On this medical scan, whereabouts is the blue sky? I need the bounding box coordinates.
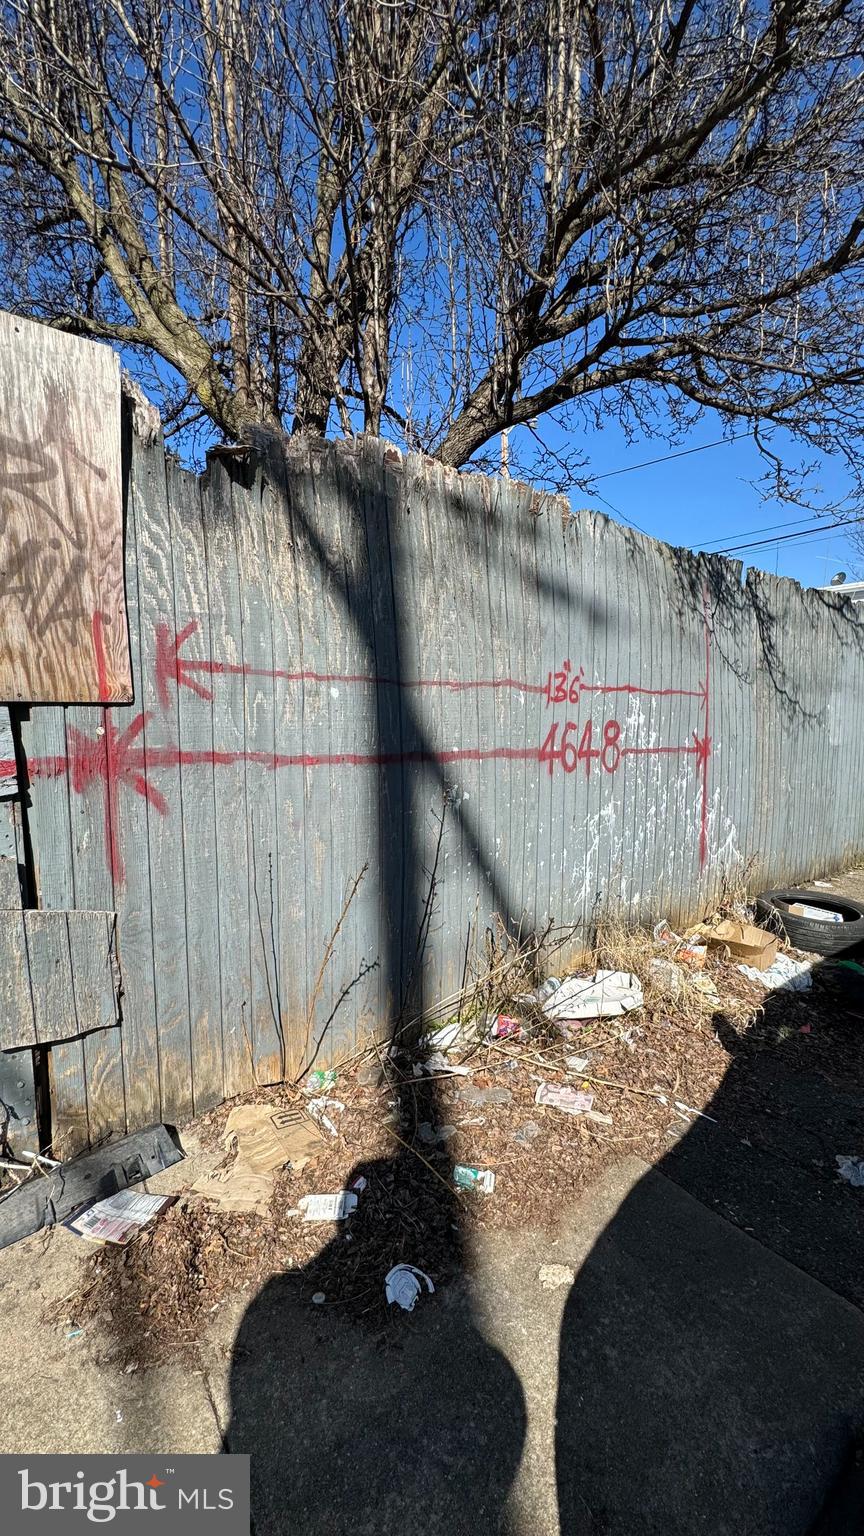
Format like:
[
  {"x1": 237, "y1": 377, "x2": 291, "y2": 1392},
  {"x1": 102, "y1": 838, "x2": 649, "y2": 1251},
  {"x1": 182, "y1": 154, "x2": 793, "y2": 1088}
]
[{"x1": 528, "y1": 415, "x2": 861, "y2": 589}]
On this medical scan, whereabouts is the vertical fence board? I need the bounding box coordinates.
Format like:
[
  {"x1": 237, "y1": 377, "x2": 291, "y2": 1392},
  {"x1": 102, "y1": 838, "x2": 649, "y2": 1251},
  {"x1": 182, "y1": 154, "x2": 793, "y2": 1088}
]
[
  {"x1": 202, "y1": 458, "x2": 254, "y2": 1097},
  {"x1": 135, "y1": 453, "x2": 193, "y2": 1124},
  {"x1": 169, "y1": 459, "x2": 224, "y2": 1113},
  {"x1": 114, "y1": 440, "x2": 160, "y2": 1131}
]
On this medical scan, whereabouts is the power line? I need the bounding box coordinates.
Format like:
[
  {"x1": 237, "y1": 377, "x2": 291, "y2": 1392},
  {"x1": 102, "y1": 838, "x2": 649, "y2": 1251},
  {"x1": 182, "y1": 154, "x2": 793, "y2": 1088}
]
[
  {"x1": 712, "y1": 514, "x2": 864, "y2": 555},
  {"x1": 523, "y1": 416, "x2": 655, "y2": 538},
  {"x1": 697, "y1": 508, "x2": 843, "y2": 550},
  {"x1": 594, "y1": 431, "x2": 750, "y2": 481}
]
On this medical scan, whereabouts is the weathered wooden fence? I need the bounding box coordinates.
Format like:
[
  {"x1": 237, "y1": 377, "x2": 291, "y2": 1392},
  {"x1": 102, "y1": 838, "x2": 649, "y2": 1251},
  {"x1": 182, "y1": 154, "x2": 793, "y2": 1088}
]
[{"x1": 3, "y1": 423, "x2": 864, "y2": 1154}]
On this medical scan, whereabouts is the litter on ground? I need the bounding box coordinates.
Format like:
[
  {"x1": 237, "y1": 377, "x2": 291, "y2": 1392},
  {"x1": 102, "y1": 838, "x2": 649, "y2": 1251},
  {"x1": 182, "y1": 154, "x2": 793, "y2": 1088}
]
[
  {"x1": 298, "y1": 1191, "x2": 358, "y2": 1222},
  {"x1": 542, "y1": 970, "x2": 644, "y2": 1022},
  {"x1": 385, "y1": 1264, "x2": 435, "y2": 1311},
  {"x1": 222, "y1": 1103, "x2": 325, "y2": 1172},
  {"x1": 53, "y1": 893, "x2": 859, "y2": 1354},
  {"x1": 836, "y1": 1156, "x2": 864, "y2": 1188},
  {"x1": 306, "y1": 1097, "x2": 345, "y2": 1137},
  {"x1": 739, "y1": 953, "x2": 813, "y2": 992},
  {"x1": 535, "y1": 1083, "x2": 595, "y2": 1115},
  {"x1": 452, "y1": 1165, "x2": 496, "y2": 1194},
  {"x1": 65, "y1": 1190, "x2": 172, "y2": 1246},
  {"x1": 301, "y1": 1069, "x2": 338, "y2": 1095},
  {"x1": 513, "y1": 1120, "x2": 542, "y2": 1144},
  {"x1": 788, "y1": 902, "x2": 842, "y2": 923}
]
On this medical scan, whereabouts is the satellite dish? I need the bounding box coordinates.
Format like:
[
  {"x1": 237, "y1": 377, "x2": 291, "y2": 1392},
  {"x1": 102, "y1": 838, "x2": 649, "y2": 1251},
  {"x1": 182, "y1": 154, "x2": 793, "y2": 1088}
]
[{"x1": 830, "y1": 571, "x2": 847, "y2": 585}]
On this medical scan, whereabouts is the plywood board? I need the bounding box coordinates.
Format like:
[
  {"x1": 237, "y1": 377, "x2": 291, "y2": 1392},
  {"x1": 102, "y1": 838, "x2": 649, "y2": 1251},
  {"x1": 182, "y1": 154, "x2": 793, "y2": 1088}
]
[{"x1": 0, "y1": 311, "x2": 131, "y2": 703}]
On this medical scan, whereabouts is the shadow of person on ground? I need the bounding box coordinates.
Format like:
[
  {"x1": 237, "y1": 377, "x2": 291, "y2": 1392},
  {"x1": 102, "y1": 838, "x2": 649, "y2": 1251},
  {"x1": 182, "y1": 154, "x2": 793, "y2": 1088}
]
[
  {"x1": 226, "y1": 1060, "x2": 527, "y2": 1536},
  {"x1": 556, "y1": 953, "x2": 864, "y2": 1536}
]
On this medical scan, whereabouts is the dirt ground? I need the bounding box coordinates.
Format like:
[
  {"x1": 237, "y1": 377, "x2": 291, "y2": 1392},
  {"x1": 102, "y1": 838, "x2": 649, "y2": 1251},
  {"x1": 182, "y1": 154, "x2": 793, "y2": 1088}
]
[{"x1": 53, "y1": 868, "x2": 864, "y2": 1364}]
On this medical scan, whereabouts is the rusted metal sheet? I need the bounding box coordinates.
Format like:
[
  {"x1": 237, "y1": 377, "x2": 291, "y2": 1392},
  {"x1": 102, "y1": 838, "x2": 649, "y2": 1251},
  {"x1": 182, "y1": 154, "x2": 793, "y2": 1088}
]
[
  {"x1": 15, "y1": 429, "x2": 864, "y2": 1147},
  {"x1": 0, "y1": 310, "x2": 131, "y2": 703}
]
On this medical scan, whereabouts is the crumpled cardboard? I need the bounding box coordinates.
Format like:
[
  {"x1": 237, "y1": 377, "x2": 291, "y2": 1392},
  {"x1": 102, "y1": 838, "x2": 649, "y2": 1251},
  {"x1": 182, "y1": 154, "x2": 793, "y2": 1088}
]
[
  {"x1": 222, "y1": 1103, "x2": 326, "y2": 1172},
  {"x1": 689, "y1": 919, "x2": 778, "y2": 971},
  {"x1": 193, "y1": 1104, "x2": 326, "y2": 1217},
  {"x1": 192, "y1": 1164, "x2": 276, "y2": 1219}
]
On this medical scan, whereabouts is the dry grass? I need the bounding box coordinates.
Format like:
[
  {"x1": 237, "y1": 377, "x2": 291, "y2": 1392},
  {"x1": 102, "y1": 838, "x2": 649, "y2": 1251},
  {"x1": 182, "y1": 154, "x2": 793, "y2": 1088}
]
[{"x1": 590, "y1": 913, "x2": 753, "y2": 1025}]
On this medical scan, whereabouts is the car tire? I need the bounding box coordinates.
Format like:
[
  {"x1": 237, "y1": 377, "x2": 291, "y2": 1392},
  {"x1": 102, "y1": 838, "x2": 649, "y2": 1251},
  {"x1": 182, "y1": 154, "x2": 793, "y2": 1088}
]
[{"x1": 754, "y1": 889, "x2": 864, "y2": 957}]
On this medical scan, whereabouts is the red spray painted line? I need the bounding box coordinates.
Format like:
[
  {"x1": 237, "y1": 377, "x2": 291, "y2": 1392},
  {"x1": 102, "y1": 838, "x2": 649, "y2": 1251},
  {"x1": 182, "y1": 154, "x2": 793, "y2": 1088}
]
[
  {"x1": 185, "y1": 658, "x2": 550, "y2": 697},
  {"x1": 157, "y1": 623, "x2": 704, "y2": 708},
  {"x1": 185, "y1": 658, "x2": 705, "y2": 702},
  {"x1": 135, "y1": 741, "x2": 546, "y2": 772},
  {"x1": 620, "y1": 743, "x2": 699, "y2": 759},
  {"x1": 581, "y1": 680, "x2": 706, "y2": 702},
  {"x1": 1, "y1": 733, "x2": 705, "y2": 789},
  {"x1": 0, "y1": 754, "x2": 67, "y2": 780},
  {"x1": 2, "y1": 713, "x2": 709, "y2": 891},
  {"x1": 156, "y1": 622, "x2": 548, "y2": 707}
]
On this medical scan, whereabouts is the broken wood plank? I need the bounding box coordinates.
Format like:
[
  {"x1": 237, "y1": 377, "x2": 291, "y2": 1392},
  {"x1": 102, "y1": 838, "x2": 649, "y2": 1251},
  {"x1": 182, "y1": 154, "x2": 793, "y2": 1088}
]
[
  {"x1": 0, "y1": 909, "x2": 120, "y2": 1050},
  {"x1": 0, "y1": 1123, "x2": 182, "y2": 1251},
  {"x1": 66, "y1": 911, "x2": 120, "y2": 1038},
  {"x1": 0, "y1": 310, "x2": 131, "y2": 703}
]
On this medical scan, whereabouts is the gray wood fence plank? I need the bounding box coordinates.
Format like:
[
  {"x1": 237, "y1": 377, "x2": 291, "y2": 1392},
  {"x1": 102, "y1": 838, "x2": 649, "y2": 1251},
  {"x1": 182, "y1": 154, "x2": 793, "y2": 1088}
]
[
  {"x1": 113, "y1": 438, "x2": 161, "y2": 1130},
  {"x1": 66, "y1": 911, "x2": 120, "y2": 1036},
  {"x1": 26, "y1": 909, "x2": 75, "y2": 1045},
  {"x1": 326, "y1": 445, "x2": 380, "y2": 1058},
  {"x1": 61, "y1": 623, "x2": 127, "y2": 1142},
  {"x1": 262, "y1": 442, "x2": 313, "y2": 1077},
  {"x1": 135, "y1": 451, "x2": 193, "y2": 1124},
  {"x1": 201, "y1": 457, "x2": 254, "y2": 1096},
  {"x1": 234, "y1": 465, "x2": 283, "y2": 1084},
  {"x1": 16, "y1": 707, "x2": 90, "y2": 1153},
  {"x1": 0, "y1": 709, "x2": 17, "y2": 799},
  {"x1": 385, "y1": 451, "x2": 430, "y2": 1027},
  {"x1": 0, "y1": 798, "x2": 38, "y2": 1153},
  {"x1": 0, "y1": 856, "x2": 20, "y2": 908},
  {"x1": 289, "y1": 444, "x2": 347, "y2": 1066},
  {"x1": 169, "y1": 459, "x2": 224, "y2": 1113},
  {"x1": 0, "y1": 908, "x2": 34, "y2": 1048},
  {"x1": 69, "y1": 909, "x2": 122, "y2": 1141}
]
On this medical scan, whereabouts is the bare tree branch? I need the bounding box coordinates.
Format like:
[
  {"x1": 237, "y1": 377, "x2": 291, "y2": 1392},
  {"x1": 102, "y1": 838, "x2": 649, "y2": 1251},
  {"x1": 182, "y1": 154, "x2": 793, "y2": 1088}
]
[{"x1": 1, "y1": 0, "x2": 863, "y2": 510}]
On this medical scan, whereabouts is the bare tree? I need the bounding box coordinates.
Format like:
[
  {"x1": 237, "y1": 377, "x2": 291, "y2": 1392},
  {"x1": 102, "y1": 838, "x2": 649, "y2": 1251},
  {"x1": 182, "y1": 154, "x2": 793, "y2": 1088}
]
[{"x1": 2, "y1": 0, "x2": 864, "y2": 501}]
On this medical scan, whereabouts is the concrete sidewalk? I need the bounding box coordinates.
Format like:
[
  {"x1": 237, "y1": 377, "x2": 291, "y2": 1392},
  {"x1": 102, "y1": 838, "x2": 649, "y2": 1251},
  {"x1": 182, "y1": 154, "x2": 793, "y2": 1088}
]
[{"x1": 1, "y1": 1154, "x2": 862, "y2": 1534}]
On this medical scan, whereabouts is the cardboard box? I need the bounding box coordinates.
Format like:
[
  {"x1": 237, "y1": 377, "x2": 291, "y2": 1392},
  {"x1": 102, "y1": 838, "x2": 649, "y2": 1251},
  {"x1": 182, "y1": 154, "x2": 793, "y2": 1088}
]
[{"x1": 703, "y1": 919, "x2": 779, "y2": 970}]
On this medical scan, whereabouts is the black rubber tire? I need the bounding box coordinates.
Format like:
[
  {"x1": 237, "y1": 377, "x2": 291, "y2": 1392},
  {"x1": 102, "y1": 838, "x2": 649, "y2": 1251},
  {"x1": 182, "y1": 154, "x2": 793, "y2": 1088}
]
[{"x1": 754, "y1": 888, "x2": 864, "y2": 957}]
